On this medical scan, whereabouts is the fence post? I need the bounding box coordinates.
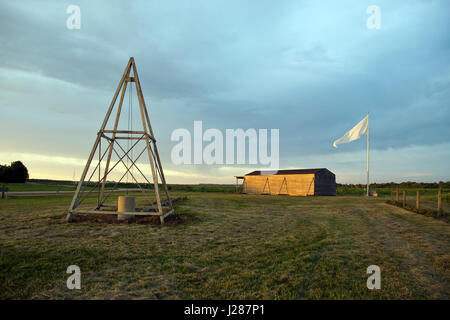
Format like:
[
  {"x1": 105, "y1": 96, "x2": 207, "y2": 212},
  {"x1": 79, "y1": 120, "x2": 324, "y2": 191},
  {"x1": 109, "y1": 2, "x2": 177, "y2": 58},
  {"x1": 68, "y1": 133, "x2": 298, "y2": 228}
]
[
  {"x1": 402, "y1": 190, "x2": 406, "y2": 207},
  {"x1": 396, "y1": 186, "x2": 399, "y2": 202},
  {"x1": 416, "y1": 191, "x2": 420, "y2": 210},
  {"x1": 437, "y1": 188, "x2": 442, "y2": 217},
  {"x1": 1, "y1": 186, "x2": 8, "y2": 199}
]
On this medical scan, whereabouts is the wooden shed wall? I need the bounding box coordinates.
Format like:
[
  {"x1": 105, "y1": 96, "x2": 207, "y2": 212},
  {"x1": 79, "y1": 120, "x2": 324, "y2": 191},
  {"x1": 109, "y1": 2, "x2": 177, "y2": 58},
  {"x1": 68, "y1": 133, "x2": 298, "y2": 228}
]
[
  {"x1": 314, "y1": 171, "x2": 337, "y2": 196},
  {"x1": 244, "y1": 174, "x2": 315, "y2": 196}
]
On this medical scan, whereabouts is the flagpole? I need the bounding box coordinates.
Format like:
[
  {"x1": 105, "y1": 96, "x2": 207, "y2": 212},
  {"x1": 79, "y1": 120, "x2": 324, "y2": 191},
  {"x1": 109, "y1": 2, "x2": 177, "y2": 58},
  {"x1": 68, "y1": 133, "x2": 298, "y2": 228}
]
[{"x1": 366, "y1": 111, "x2": 370, "y2": 196}]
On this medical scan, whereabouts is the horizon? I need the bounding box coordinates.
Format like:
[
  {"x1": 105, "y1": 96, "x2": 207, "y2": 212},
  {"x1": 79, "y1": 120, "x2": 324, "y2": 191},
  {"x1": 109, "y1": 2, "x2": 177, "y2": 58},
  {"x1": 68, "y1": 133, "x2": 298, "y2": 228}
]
[{"x1": 7, "y1": 174, "x2": 450, "y2": 186}]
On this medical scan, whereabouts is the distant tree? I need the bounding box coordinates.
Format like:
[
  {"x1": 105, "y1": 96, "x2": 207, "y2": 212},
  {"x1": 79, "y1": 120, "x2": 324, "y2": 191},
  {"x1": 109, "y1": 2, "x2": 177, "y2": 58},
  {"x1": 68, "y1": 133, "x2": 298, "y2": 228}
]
[
  {"x1": 0, "y1": 161, "x2": 29, "y2": 183},
  {"x1": 0, "y1": 165, "x2": 7, "y2": 182},
  {"x1": 10, "y1": 161, "x2": 29, "y2": 183},
  {"x1": 337, "y1": 181, "x2": 450, "y2": 189}
]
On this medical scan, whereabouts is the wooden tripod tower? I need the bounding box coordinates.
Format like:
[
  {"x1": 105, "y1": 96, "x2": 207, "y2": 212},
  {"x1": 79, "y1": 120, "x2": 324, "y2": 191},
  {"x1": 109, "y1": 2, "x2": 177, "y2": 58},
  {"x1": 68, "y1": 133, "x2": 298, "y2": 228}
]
[{"x1": 66, "y1": 57, "x2": 174, "y2": 224}]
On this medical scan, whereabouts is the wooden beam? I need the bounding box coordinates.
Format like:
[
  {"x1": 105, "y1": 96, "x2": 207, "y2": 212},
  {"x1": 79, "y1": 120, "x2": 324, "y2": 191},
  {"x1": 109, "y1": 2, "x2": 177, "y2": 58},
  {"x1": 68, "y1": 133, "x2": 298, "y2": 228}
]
[
  {"x1": 402, "y1": 190, "x2": 406, "y2": 207},
  {"x1": 67, "y1": 58, "x2": 133, "y2": 222},
  {"x1": 103, "y1": 130, "x2": 146, "y2": 134},
  {"x1": 132, "y1": 60, "x2": 174, "y2": 220},
  {"x1": 71, "y1": 210, "x2": 162, "y2": 216},
  {"x1": 416, "y1": 191, "x2": 420, "y2": 210},
  {"x1": 98, "y1": 78, "x2": 129, "y2": 206},
  {"x1": 131, "y1": 59, "x2": 164, "y2": 223},
  {"x1": 437, "y1": 188, "x2": 442, "y2": 216}
]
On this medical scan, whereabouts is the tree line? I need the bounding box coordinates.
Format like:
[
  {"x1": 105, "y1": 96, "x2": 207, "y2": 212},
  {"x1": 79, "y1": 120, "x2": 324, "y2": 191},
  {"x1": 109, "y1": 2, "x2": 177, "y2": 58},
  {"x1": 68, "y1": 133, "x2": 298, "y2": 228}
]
[
  {"x1": 337, "y1": 181, "x2": 450, "y2": 189},
  {"x1": 0, "y1": 161, "x2": 29, "y2": 183}
]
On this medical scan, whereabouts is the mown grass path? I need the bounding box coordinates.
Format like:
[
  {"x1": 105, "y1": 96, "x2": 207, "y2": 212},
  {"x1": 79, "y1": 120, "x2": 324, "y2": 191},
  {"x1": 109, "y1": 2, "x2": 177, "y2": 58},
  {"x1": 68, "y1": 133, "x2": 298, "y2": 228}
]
[{"x1": 0, "y1": 193, "x2": 448, "y2": 299}]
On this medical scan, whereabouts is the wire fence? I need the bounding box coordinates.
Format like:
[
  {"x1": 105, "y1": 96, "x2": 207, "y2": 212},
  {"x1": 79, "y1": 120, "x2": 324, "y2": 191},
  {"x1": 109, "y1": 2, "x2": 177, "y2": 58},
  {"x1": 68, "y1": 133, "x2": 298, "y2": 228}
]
[{"x1": 384, "y1": 188, "x2": 449, "y2": 218}]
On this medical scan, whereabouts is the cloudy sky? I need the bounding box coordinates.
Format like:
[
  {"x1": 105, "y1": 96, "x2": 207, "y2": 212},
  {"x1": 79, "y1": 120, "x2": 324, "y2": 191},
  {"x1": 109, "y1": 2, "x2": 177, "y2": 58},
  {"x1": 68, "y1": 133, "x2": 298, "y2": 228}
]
[{"x1": 0, "y1": 0, "x2": 449, "y2": 184}]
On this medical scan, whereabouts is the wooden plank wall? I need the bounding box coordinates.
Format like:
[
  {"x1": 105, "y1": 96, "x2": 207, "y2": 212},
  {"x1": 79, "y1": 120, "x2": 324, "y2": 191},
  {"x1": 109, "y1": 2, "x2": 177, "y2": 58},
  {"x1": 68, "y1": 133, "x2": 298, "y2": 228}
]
[
  {"x1": 314, "y1": 173, "x2": 337, "y2": 196},
  {"x1": 244, "y1": 174, "x2": 315, "y2": 196}
]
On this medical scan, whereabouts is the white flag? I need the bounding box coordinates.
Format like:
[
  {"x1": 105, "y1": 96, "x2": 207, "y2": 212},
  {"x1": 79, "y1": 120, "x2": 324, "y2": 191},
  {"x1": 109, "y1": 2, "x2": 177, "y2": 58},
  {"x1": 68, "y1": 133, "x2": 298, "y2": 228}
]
[{"x1": 333, "y1": 115, "x2": 368, "y2": 148}]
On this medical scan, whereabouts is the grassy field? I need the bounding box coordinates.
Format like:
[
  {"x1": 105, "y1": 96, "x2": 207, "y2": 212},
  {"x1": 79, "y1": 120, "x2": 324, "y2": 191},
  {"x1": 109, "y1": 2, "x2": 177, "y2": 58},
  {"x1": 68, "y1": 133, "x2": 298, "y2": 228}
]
[
  {"x1": 0, "y1": 191, "x2": 449, "y2": 299},
  {"x1": 1, "y1": 182, "x2": 77, "y2": 192}
]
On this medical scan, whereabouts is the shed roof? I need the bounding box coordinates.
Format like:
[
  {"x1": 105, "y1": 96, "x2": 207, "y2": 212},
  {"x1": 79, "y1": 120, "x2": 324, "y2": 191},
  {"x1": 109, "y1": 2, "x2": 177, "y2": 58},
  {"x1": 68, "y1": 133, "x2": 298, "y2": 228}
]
[{"x1": 245, "y1": 168, "x2": 332, "y2": 176}]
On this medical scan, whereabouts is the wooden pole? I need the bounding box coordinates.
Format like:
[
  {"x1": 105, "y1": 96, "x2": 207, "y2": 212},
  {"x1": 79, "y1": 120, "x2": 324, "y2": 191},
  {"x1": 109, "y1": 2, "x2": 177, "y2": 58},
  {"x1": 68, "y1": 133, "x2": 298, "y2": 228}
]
[
  {"x1": 396, "y1": 185, "x2": 399, "y2": 202},
  {"x1": 131, "y1": 60, "x2": 173, "y2": 209},
  {"x1": 98, "y1": 78, "x2": 129, "y2": 204},
  {"x1": 366, "y1": 112, "x2": 370, "y2": 197},
  {"x1": 416, "y1": 191, "x2": 420, "y2": 210},
  {"x1": 438, "y1": 188, "x2": 442, "y2": 216},
  {"x1": 66, "y1": 58, "x2": 133, "y2": 221},
  {"x1": 131, "y1": 59, "x2": 166, "y2": 224},
  {"x1": 402, "y1": 190, "x2": 406, "y2": 207}
]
